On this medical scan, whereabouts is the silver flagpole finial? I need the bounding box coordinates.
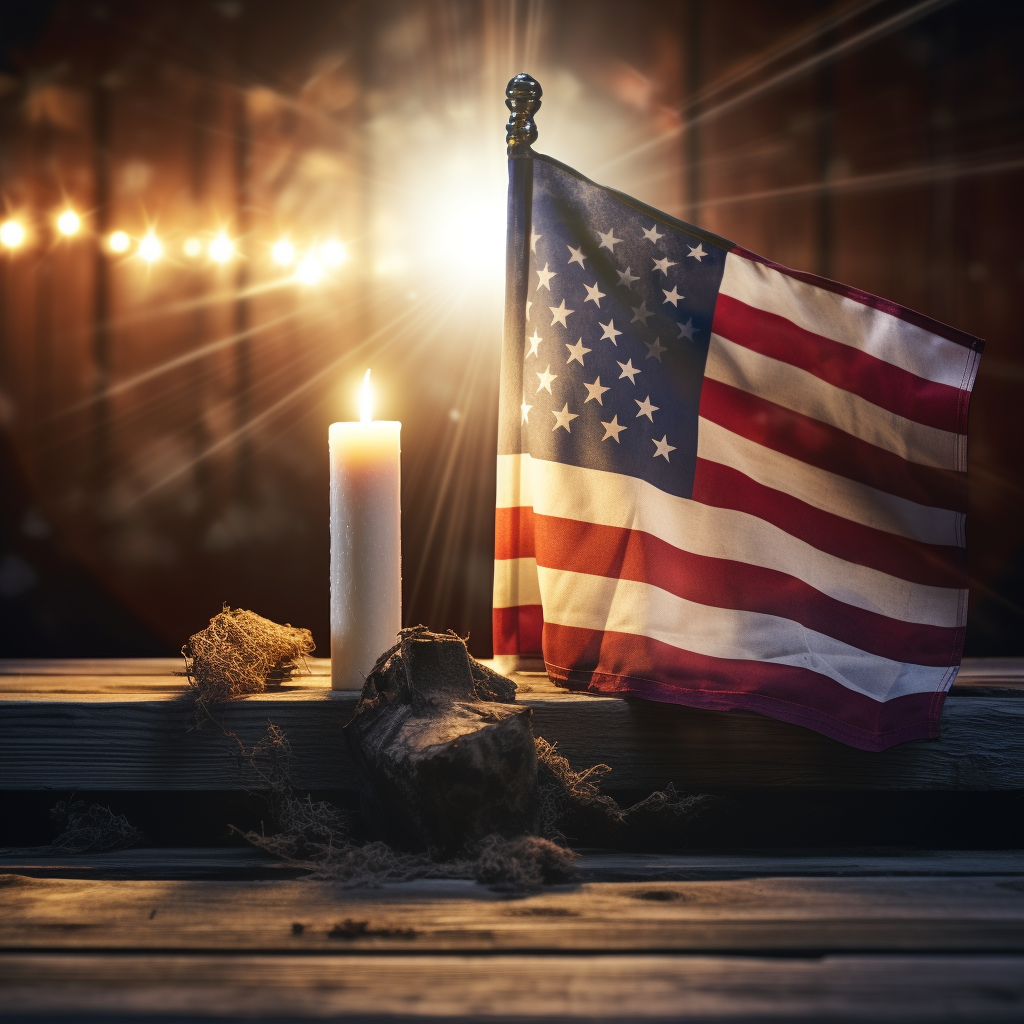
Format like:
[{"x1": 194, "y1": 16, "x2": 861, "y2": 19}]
[{"x1": 505, "y1": 73, "x2": 542, "y2": 156}]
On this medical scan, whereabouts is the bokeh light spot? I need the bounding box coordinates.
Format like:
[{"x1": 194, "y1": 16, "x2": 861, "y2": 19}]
[
  {"x1": 138, "y1": 233, "x2": 162, "y2": 262},
  {"x1": 0, "y1": 220, "x2": 25, "y2": 248},
  {"x1": 272, "y1": 239, "x2": 295, "y2": 266},
  {"x1": 209, "y1": 233, "x2": 233, "y2": 263},
  {"x1": 56, "y1": 210, "x2": 81, "y2": 236},
  {"x1": 108, "y1": 230, "x2": 130, "y2": 253}
]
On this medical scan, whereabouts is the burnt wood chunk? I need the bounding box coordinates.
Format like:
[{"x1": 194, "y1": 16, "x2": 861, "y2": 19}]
[{"x1": 344, "y1": 628, "x2": 537, "y2": 856}]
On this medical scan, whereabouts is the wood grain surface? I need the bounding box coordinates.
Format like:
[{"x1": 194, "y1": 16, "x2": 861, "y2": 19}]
[
  {"x1": 3, "y1": 873, "x2": 1024, "y2": 953},
  {"x1": 2, "y1": 952, "x2": 1022, "y2": 1020},
  {"x1": 2, "y1": 659, "x2": 1023, "y2": 790}
]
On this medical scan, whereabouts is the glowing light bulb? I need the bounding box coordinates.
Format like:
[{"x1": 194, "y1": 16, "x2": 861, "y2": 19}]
[
  {"x1": 56, "y1": 210, "x2": 81, "y2": 236},
  {"x1": 183, "y1": 237, "x2": 202, "y2": 258},
  {"x1": 0, "y1": 220, "x2": 25, "y2": 248},
  {"x1": 109, "y1": 230, "x2": 130, "y2": 253},
  {"x1": 321, "y1": 239, "x2": 347, "y2": 267},
  {"x1": 359, "y1": 369, "x2": 372, "y2": 423},
  {"x1": 209, "y1": 233, "x2": 233, "y2": 263},
  {"x1": 295, "y1": 256, "x2": 323, "y2": 285},
  {"x1": 139, "y1": 233, "x2": 162, "y2": 262},
  {"x1": 272, "y1": 239, "x2": 295, "y2": 266}
]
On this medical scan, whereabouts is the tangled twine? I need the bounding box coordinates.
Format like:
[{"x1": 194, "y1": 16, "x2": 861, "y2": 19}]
[
  {"x1": 183, "y1": 605, "x2": 314, "y2": 711},
  {"x1": 49, "y1": 800, "x2": 143, "y2": 853}
]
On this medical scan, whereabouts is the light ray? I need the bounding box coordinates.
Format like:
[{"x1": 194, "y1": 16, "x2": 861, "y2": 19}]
[
  {"x1": 690, "y1": 153, "x2": 1024, "y2": 212},
  {"x1": 125, "y1": 292, "x2": 446, "y2": 506},
  {"x1": 689, "y1": 0, "x2": 888, "y2": 112},
  {"x1": 53, "y1": 308, "x2": 306, "y2": 417},
  {"x1": 595, "y1": 0, "x2": 958, "y2": 175}
]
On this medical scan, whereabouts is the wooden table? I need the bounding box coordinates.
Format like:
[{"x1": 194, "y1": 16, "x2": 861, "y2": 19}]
[
  {"x1": 2, "y1": 657, "x2": 1023, "y2": 1021},
  {"x1": 3, "y1": 657, "x2": 1023, "y2": 791}
]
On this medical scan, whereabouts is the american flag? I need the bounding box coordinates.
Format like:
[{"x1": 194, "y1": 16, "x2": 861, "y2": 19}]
[{"x1": 494, "y1": 154, "x2": 983, "y2": 751}]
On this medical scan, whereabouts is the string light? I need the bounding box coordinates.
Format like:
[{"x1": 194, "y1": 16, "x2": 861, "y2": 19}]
[
  {"x1": 272, "y1": 239, "x2": 295, "y2": 266},
  {"x1": 209, "y1": 232, "x2": 233, "y2": 263},
  {"x1": 295, "y1": 255, "x2": 323, "y2": 285},
  {"x1": 321, "y1": 239, "x2": 347, "y2": 266},
  {"x1": 138, "y1": 232, "x2": 162, "y2": 262},
  {"x1": 0, "y1": 220, "x2": 25, "y2": 248},
  {"x1": 56, "y1": 210, "x2": 81, "y2": 236},
  {"x1": 1, "y1": 215, "x2": 351, "y2": 276}
]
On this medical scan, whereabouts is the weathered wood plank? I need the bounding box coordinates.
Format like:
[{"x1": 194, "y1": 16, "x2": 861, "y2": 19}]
[
  {"x1": 2, "y1": 847, "x2": 1021, "y2": 882},
  {"x1": 2, "y1": 689, "x2": 1022, "y2": 791},
  {"x1": 2, "y1": 953, "x2": 1022, "y2": 1020},
  {"x1": 1, "y1": 655, "x2": 1020, "y2": 688},
  {"x1": 0, "y1": 658, "x2": 333, "y2": 677},
  {"x1": 3, "y1": 952, "x2": 1024, "y2": 1021},
  {"x1": 0, "y1": 847, "x2": 301, "y2": 880},
  {"x1": 3, "y1": 875, "x2": 1024, "y2": 953},
  {"x1": 2, "y1": 659, "x2": 1023, "y2": 791}
]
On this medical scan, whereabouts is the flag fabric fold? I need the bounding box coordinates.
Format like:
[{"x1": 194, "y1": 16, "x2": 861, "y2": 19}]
[{"x1": 494, "y1": 152, "x2": 982, "y2": 751}]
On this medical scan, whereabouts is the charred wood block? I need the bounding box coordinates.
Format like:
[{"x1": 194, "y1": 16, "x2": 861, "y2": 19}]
[{"x1": 344, "y1": 628, "x2": 537, "y2": 856}]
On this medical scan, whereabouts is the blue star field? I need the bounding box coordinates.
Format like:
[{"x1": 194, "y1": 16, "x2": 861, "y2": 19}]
[{"x1": 521, "y1": 156, "x2": 728, "y2": 500}]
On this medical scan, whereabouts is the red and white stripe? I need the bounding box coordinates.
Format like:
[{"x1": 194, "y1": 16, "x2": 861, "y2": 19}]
[{"x1": 494, "y1": 248, "x2": 981, "y2": 750}]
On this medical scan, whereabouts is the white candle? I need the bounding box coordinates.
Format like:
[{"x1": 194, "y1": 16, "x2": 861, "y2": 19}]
[{"x1": 329, "y1": 370, "x2": 401, "y2": 690}]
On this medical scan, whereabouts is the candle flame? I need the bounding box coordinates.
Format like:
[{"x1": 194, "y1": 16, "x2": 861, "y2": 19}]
[{"x1": 359, "y1": 369, "x2": 372, "y2": 423}]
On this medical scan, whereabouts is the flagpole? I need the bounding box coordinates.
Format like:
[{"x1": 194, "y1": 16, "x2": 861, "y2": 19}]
[
  {"x1": 499, "y1": 73, "x2": 542, "y2": 459},
  {"x1": 495, "y1": 73, "x2": 544, "y2": 674},
  {"x1": 503, "y1": 72, "x2": 541, "y2": 356}
]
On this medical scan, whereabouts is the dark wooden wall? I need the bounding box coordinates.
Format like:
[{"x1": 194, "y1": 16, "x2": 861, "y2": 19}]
[{"x1": 0, "y1": 0, "x2": 1021, "y2": 657}]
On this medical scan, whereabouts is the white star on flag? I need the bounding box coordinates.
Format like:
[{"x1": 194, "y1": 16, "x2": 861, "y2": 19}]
[
  {"x1": 549, "y1": 299, "x2": 573, "y2": 327},
  {"x1": 662, "y1": 286, "x2": 683, "y2": 306},
  {"x1": 520, "y1": 398, "x2": 532, "y2": 424},
  {"x1": 653, "y1": 256, "x2": 678, "y2": 275},
  {"x1": 565, "y1": 338, "x2": 591, "y2": 365},
  {"x1": 599, "y1": 319, "x2": 622, "y2": 345},
  {"x1": 642, "y1": 224, "x2": 663, "y2": 243},
  {"x1": 526, "y1": 331, "x2": 542, "y2": 357},
  {"x1": 583, "y1": 377, "x2": 610, "y2": 404},
  {"x1": 617, "y1": 358, "x2": 641, "y2": 383},
  {"x1": 552, "y1": 402, "x2": 578, "y2": 432},
  {"x1": 631, "y1": 301, "x2": 652, "y2": 325},
  {"x1": 536, "y1": 263, "x2": 556, "y2": 290},
  {"x1": 601, "y1": 415, "x2": 627, "y2": 442},
  {"x1": 598, "y1": 228, "x2": 622, "y2": 251},
  {"x1": 635, "y1": 395, "x2": 659, "y2": 421},
  {"x1": 583, "y1": 281, "x2": 606, "y2": 307},
  {"x1": 530, "y1": 230, "x2": 541, "y2": 253},
  {"x1": 536, "y1": 365, "x2": 557, "y2": 393},
  {"x1": 653, "y1": 435, "x2": 676, "y2": 460},
  {"x1": 567, "y1": 244, "x2": 587, "y2": 267},
  {"x1": 644, "y1": 336, "x2": 667, "y2": 361},
  {"x1": 617, "y1": 267, "x2": 639, "y2": 289},
  {"x1": 687, "y1": 243, "x2": 707, "y2": 261},
  {"x1": 677, "y1": 317, "x2": 696, "y2": 340}
]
